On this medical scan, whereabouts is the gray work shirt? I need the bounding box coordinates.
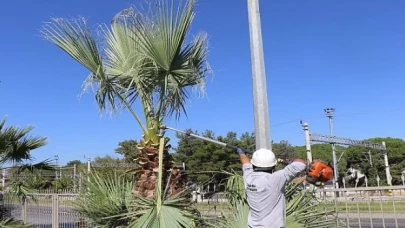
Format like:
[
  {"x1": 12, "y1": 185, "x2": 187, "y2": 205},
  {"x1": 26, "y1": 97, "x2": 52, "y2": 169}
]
[{"x1": 242, "y1": 162, "x2": 306, "y2": 228}]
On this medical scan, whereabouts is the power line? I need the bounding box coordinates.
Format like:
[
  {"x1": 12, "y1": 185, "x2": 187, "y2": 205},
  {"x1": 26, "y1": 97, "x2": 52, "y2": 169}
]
[
  {"x1": 271, "y1": 107, "x2": 405, "y2": 128},
  {"x1": 335, "y1": 107, "x2": 405, "y2": 118}
]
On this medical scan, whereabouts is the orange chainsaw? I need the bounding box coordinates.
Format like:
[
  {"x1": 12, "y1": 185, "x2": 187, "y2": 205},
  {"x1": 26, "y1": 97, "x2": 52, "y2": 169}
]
[
  {"x1": 306, "y1": 160, "x2": 334, "y2": 186},
  {"x1": 278, "y1": 158, "x2": 334, "y2": 186},
  {"x1": 160, "y1": 125, "x2": 334, "y2": 187}
]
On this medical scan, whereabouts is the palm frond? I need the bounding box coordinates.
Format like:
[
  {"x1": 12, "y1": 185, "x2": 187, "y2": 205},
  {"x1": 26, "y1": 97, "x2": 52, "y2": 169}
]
[
  {"x1": 0, "y1": 117, "x2": 47, "y2": 164},
  {"x1": 102, "y1": 10, "x2": 156, "y2": 122},
  {"x1": 128, "y1": 0, "x2": 210, "y2": 120},
  {"x1": 0, "y1": 118, "x2": 6, "y2": 130},
  {"x1": 6, "y1": 181, "x2": 37, "y2": 204},
  {"x1": 41, "y1": 17, "x2": 119, "y2": 114},
  {"x1": 159, "y1": 32, "x2": 209, "y2": 120},
  {"x1": 73, "y1": 171, "x2": 133, "y2": 227},
  {"x1": 121, "y1": 191, "x2": 201, "y2": 228},
  {"x1": 225, "y1": 200, "x2": 249, "y2": 228},
  {"x1": 0, "y1": 218, "x2": 32, "y2": 228},
  {"x1": 285, "y1": 183, "x2": 336, "y2": 228},
  {"x1": 41, "y1": 17, "x2": 103, "y2": 73},
  {"x1": 41, "y1": 17, "x2": 149, "y2": 133},
  {"x1": 14, "y1": 158, "x2": 56, "y2": 174},
  {"x1": 223, "y1": 172, "x2": 246, "y2": 206}
]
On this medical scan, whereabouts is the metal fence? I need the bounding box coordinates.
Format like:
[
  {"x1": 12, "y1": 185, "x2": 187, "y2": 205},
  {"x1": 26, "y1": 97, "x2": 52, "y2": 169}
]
[
  {"x1": 315, "y1": 185, "x2": 405, "y2": 228},
  {"x1": 195, "y1": 185, "x2": 405, "y2": 228},
  {"x1": 1, "y1": 189, "x2": 88, "y2": 228},
  {"x1": 2, "y1": 186, "x2": 405, "y2": 228}
]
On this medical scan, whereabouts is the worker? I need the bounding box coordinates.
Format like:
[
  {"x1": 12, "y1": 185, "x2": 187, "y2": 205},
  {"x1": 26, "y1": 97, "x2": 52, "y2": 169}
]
[{"x1": 237, "y1": 147, "x2": 306, "y2": 228}]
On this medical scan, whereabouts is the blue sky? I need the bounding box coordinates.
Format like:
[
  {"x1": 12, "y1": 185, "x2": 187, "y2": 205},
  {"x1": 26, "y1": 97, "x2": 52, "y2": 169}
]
[{"x1": 1, "y1": 0, "x2": 404, "y2": 165}]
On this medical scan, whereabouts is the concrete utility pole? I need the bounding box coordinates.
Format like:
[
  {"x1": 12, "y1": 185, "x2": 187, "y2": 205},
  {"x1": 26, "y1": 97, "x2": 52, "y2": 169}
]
[
  {"x1": 87, "y1": 157, "x2": 91, "y2": 173},
  {"x1": 54, "y1": 155, "x2": 59, "y2": 179},
  {"x1": 324, "y1": 108, "x2": 339, "y2": 190},
  {"x1": 303, "y1": 122, "x2": 313, "y2": 164},
  {"x1": 382, "y1": 142, "x2": 392, "y2": 186},
  {"x1": 247, "y1": 0, "x2": 271, "y2": 150},
  {"x1": 86, "y1": 157, "x2": 91, "y2": 183},
  {"x1": 73, "y1": 164, "x2": 77, "y2": 192}
]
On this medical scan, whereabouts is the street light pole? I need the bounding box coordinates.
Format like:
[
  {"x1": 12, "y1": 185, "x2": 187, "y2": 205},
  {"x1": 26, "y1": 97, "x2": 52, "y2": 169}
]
[
  {"x1": 324, "y1": 108, "x2": 339, "y2": 191},
  {"x1": 247, "y1": 0, "x2": 271, "y2": 150}
]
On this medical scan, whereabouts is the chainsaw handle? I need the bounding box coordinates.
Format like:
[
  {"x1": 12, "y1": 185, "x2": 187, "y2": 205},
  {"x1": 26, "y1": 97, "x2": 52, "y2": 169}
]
[{"x1": 277, "y1": 158, "x2": 291, "y2": 165}]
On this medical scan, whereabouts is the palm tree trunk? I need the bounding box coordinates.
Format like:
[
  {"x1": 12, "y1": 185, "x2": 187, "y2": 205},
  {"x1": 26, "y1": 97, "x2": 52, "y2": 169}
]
[{"x1": 132, "y1": 123, "x2": 187, "y2": 199}]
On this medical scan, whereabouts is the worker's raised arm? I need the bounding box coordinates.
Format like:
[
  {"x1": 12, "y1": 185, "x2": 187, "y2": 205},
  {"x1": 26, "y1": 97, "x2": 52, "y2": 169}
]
[
  {"x1": 237, "y1": 148, "x2": 254, "y2": 181},
  {"x1": 237, "y1": 148, "x2": 250, "y2": 165},
  {"x1": 292, "y1": 158, "x2": 305, "y2": 164},
  {"x1": 282, "y1": 158, "x2": 306, "y2": 182}
]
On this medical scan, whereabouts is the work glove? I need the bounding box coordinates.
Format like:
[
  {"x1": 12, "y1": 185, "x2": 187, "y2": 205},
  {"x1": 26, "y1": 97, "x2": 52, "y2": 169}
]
[
  {"x1": 277, "y1": 158, "x2": 291, "y2": 165},
  {"x1": 236, "y1": 148, "x2": 245, "y2": 155}
]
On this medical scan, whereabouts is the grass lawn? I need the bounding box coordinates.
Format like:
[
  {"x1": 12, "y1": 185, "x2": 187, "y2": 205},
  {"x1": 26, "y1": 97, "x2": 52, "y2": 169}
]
[
  {"x1": 196, "y1": 202, "x2": 231, "y2": 211},
  {"x1": 320, "y1": 201, "x2": 405, "y2": 214}
]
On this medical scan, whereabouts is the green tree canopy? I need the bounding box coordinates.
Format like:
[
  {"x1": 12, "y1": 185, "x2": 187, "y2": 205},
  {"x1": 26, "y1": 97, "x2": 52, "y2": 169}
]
[
  {"x1": 114, "y1": 140, "x2": 139, "y2": 162},
  {"x1": 343, "y1": 137, "x2": 405, "y2": 186},
  {"x1": 173, "y1": 130, "x2": 254, "y2": 187},
  {"x1": 272, "y1": 140, "x2": 297, "y2": 159},
  {"x1": 294, "y1": 137, "x2": 405, "y2": 187},
  {"x1": 89, "y1": 155, "x2": 133, "y2": 181},
  {"x1": 93, "y1": 155, "x2": 124, "y2": 164},
  {"x1": 66, "y1": 160, "x2": 83, "y2": 167}
]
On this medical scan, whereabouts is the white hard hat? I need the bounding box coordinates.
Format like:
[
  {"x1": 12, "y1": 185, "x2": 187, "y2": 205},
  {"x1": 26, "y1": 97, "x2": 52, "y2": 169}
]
[{"x1": 251, "y1": 148, "x2": 277, "y2": 168}]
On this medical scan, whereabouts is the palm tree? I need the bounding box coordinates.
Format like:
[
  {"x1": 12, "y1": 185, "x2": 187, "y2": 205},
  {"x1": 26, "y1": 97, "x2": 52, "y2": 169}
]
[
  {"x1": 41, "y1": 0, "x2": 209, "y2": 226},
  {"x1": 0, "y1": 117, "x2": 54, "y2": 225},
  {"x1": 0, "y1": 117, "x2": 47, "y2": 164},
  {"x1": 0, "y1": 117, "x2": 54, "y2": 195}
]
